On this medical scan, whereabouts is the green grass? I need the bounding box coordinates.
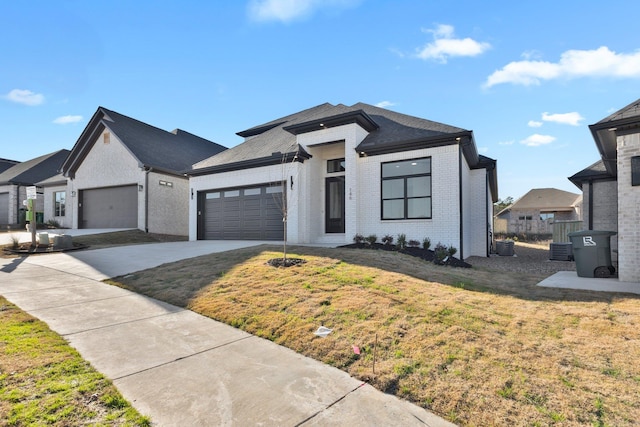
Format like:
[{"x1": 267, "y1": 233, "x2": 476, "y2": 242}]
[{"x1": 0, "y1": 297, "x2": 151, "y2": 426}]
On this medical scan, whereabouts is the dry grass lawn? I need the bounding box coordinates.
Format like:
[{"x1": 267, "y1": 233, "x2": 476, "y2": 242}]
[{"x1": 108, "y1": 244, "x2": 640, "y2": 426}]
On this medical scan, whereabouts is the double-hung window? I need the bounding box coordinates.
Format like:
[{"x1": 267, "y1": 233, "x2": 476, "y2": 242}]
[
  {"x1": 381, "y1": 158, "x2": 431, "y2": 219},
  {"x1": 54, "y1": 191, "x2": 66, "y2": 217}
]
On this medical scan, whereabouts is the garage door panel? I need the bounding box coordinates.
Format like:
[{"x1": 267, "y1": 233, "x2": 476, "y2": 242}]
[
  {"x1": 0, "y1": 193, "x2": 9, "y2": 224},
  {"x1": 80, "y1": 186, "x2": 137, "y2": 229},
  {"x1": 202, "y1": 184, "x2": 284, "y2": 241}
]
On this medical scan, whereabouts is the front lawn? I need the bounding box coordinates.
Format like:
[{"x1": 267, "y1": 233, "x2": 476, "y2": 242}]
[
  {"x1": 108, "y1": 244, "x2": 640, "y2": 426},
  {"x1": 0, "y1": 297, "x2": 150, "y2": 426}
]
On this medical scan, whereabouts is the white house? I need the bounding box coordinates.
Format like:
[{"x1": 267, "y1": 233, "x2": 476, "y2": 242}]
[
  {"x1": 60, "y1": 107, "x2": 226, "y2": 236},
  {"x1": 570, "y1": 97, "x2": 640, "y2": 282},
  {"x1": 188, "y1": 103, "x2": 498, "y2": 259}
]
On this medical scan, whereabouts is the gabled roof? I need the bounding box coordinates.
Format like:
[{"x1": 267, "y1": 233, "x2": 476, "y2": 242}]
[
  {"x1": 0, "y1": 150, "x2": 70, "y2": 186},
  {"x1": 62, "y1": 107, "x2": 227, "y2": 178},
  {"x1": 589, "y1": 97, "x2": 640, "y2": 176},
  {"x1": 36, "y1": 173, "x2": 67, "y2": 187},
  {"x1": 191, "y1": 101, "x2": 497, "y2": 201},
  {"x1": 568, "y1": 160, "x2": 615, "y2": 189},
  {"x1": 498, "y1": 188, "x2": 581, "y2": 215},
  {"x1": 0, "y1": 158, "x2": 20, "y2": 174}
]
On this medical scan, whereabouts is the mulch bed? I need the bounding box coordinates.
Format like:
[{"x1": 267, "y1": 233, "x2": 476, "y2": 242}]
[
  {"x1": 4, "y1": 243, "x2": 89, "y2": 255},
  {"x1": 339, "y1": 243, "x2": 472, "y2": 268},
  {"x1": 267, "y1": 257, "x2": 307, "y2": 268}
]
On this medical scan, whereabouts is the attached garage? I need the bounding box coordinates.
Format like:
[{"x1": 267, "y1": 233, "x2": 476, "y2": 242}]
[
  {"x1": 0, "y1": 192, "x2": 8, "y2": 224},
  {"x1": 200, "y1": 184, "x2": 284, "y2": 240},
  {"x1": 79, "y1": 185, "x2": 138, "y2": 229}
]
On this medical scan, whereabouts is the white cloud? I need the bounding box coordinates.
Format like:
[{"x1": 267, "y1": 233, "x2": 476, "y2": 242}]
[
  {"x1": 4, "y1": 89, "x2": 45, "y2": 106},
  {"x1": 53, "y1": 115, "x2": 83, "y2": 125},
  {"x1": 520, "y1": 134, "x2": 556, "y2": 147},
  {"x1": 528, "y1": 120, "x2": 543, "y2": 128},
  {"x1": 485, "y1": 46, "x2": 640, "y2": 88},
  {"x1": 541, "y1": 111, "x2": 584, "y2": 126},
  {"x1": 416, "y1": 24, "x2": 491, "y2": 63},
  {"x1": 478, "y1": 146, "x2": 489, "y2": 154},
  {"x1": 498, "y1": 140, "x2": 514, "y2": 145},
  {"x1": 247, "y1": 0, "x2": 359, "y2": 23},
  {"x1": 375, "y1": 101, "x2": 395, "y2": 108}
]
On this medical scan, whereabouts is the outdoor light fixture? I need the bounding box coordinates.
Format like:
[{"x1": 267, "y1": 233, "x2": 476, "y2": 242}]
[{"x1": 138, "y1": 184, "x2": 144, "y2": 191}]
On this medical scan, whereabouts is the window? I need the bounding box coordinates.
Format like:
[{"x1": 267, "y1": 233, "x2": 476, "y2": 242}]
[
  {"x1": 54, "y1": 191, "x2": 66, "y2": 217},
  {"x1": 540, "y1": 213, "x2": 555, "y2": 221},
  {"x1": 518, "y1": 215, "x2": 533, "y2": 220},
  {"x1": 327, "y1": 158, "x2": 345, "y2": 173},
  {"x1": 381, "y1": 158, "x2": 431, "y2": 219},
  {"x1": 632, "y1": 156, "x2": 640, "y2": 186}
]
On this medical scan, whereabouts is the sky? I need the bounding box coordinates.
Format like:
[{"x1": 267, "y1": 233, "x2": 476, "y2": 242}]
[{"x1": 3, "y1": 0, "x2": 640, "y2": 200}]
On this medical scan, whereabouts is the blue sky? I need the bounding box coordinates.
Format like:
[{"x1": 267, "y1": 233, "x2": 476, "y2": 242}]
[{"x1": 3, "y1": 0, "x2": 640, "y2": 200}]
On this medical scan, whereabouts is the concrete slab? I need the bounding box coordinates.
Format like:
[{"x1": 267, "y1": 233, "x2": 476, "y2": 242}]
[
  {"x1": 538, "y1": 271, "x2": 640, "y2": 295},
  {"x1": 23, "y1": 240, "x2": 274, "y2": 280},
  {"x1": 1, "y1": 280, "x2": 132, "y2": 311},
  {"x1": 0, "y1": 228, "x2": 133, "y2": 245},
  {"x1": 66, "y1": 310, "x2": 252, "y2": 379},
  {"x1": 303, "y1": 382, "x2": 457, "y2": 426},
  {"x1": 28, "y1": 294, "x2": 184, "y2": 335},
  {"x1": 114, "y1": 337, "x2": 364, "y2": 426}
]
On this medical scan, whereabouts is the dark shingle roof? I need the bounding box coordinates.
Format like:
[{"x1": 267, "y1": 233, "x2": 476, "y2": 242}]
[
  {"x1": 0, "y1": 158, "x2": 20, "y2": 174},
  {"x1": 568, "y1": 160, "x2": 614, "y2": 189},
  {"x1": 0, "y1": 150, "x2": 70, "y2": 186},
  {"x1": 194, "y1": 102, "x2": 474, "y2": 170},
  {"x1": 62, "y1": 107, "x2": 227, "y2": 178}
]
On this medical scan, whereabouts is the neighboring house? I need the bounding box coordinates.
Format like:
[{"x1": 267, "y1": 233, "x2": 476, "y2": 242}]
[
  {"x1": 0, "y1": 158, "x2": 20, "y2": 174},
  {"x1": 494, "y1": 188, "x2": 582, "y2": 235},
  {"x1": 188, "y1": 102, "x2": 498, "y2": 259},
  {"x1": 0, "y1": 150, "x2": 69, "y2": 227},
  {"x1": 36, "y1": 173, "x2": 71, "y2": 228},
  {"x1": 61, "y1": 107, "x2": 226, "y2": 236},
  {"x1": 569, "y1": 97, "x2": 640, "y2": 283}
]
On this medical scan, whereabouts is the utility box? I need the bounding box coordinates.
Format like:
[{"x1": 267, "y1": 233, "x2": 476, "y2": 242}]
[
  {"x1": 549, "y1": 242, "x2": 573, "y2": 261},
  {"x1": 568, "y1": 230, "x2": 616, "y2": 278},
  {"x1": 496, "y1": 240, "x2": 515, "y2": 256}
]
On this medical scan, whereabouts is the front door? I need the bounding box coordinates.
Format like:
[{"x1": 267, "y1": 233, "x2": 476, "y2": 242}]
[{"x1": 325, "y1": 177, "x2": 345, "y2": 233}]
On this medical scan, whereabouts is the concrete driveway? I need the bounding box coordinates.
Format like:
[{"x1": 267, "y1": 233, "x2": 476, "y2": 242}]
[{"x1": 0, "y1": 236, "x2": 455, "y2": 426}]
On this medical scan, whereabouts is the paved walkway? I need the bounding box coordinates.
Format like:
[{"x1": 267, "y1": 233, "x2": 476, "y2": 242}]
[{"x1": 0, "y1": 240, "x2": 455, "y2": 426}]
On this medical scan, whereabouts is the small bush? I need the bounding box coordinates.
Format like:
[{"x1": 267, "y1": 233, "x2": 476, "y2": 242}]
[
  {"x1": 396, "y1": 233, "x2": 407, "y2": 250},
  {"x1": 407, "y1": 239, "x2": 420, "y2": 248},
  {"x1": 434, "y1": 242, "x2": 449, "y2": 265},
  {"x1": 46, "y1": 219, "x2": 61, "y2": 228},
  {"x1": 422, "y1": 237, "x2": 431, "y2": 250},
  {"x1": 448, "y1": 246, "x2": 458, "y2": 257},
  {"x1": 10, "y1": 235, "x2": 20, "y2": 249},
  {"x1": 365, "y1": 234, "x2": 378, "y2": 245},
  {"x1": 353, "y1": 234, "x2": 364, "y2": 244},
  {"x1": 381, "y1": 234, "x2": 394, "y2": 245}
]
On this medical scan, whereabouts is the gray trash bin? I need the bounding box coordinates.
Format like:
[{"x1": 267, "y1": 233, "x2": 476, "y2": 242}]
[{"x1": 568, "y1": 230, "x2": 616, "y2": 278}]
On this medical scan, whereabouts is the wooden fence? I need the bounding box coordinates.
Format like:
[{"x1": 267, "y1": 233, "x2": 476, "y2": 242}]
[{"x1": 552, "y1": 220, "x2": 583, "y2": 243}]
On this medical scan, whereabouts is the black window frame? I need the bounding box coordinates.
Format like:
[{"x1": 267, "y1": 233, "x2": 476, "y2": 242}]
[
  {"x1": 327, "y1": 158, "x2": 346, "y2": 173},
  {"x1": 380, "y1": 157, "x2": 432, "y2": 220}
]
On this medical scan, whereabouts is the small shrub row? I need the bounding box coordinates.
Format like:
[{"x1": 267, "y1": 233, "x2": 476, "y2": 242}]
[{"x1": 353, "y1": 233, "x2": 457, "y2": 263}]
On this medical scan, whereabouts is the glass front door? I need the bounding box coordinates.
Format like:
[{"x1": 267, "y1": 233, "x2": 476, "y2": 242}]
[{"x1": 325, "y1": 177, "x2": 345, "y2": 233}]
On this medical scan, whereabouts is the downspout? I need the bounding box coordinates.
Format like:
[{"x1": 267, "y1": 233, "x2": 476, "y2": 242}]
[
  {"x1": 588, "y1": 180, "x2": 593, "y2": 230},
  {"x1": 485, "y1": 173, "x2": 490, "y2": 257},
  {"x1": 144, "y1": 167, "x2": 153, "y2": 233},
  {"x1": 16, "y1": 184, "x2": 20, "y2": 226},
  {"x1": 458, "y1": 144, "x2": 464, "y2": 261}
]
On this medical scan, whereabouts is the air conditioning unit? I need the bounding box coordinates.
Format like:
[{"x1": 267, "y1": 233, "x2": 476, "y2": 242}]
[{"x1": 549, "y1": 243, "x2": 573, "y2": 261}]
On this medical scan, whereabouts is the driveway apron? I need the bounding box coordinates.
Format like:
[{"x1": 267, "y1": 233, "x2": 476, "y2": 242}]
[{"x1": 1, "y1": 241, "x2": 456, "y2": 426}]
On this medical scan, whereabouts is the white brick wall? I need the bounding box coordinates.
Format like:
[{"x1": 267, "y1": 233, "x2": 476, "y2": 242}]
[
  {"x1": 147, "y1": 172, "x2": 189, "y2": 236},
  {"x1": 42, "y1": 183, "x2": 72, "y2": 228},
  {"x1": 617, "y1": 133, "x2": 640, "y2": 282}
]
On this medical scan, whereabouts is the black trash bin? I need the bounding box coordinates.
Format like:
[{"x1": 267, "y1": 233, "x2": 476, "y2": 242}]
[{"x1": 568, "y1": 230, "x2": 616, "y2": 278}]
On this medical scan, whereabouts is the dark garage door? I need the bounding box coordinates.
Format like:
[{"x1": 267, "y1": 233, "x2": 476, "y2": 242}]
[
  {"x1": 0, "y1": 192, "x2": 8, "y2": 224},
  {"x1": 201, "y1": 184, "x2": 284, "y2": 240},
  {"x1": 79, "y1": 185, "x2": 138, "y2": 228}
]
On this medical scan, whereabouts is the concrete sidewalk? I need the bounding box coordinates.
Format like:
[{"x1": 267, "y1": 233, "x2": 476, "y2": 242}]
[{"x1": 0, "y1": 241, "x2": 455, "y2": 426}]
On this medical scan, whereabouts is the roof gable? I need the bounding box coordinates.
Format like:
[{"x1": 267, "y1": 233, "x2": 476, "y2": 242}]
[
  {"x1": 0, "y1": 150, "x2": 70, "y2": 186},
  {"x1": 507, "y1": 188, "x2": 581, "y2": 212},
  {"x1": 62, "y1": 107, "x2": 227, "y2": 178}
]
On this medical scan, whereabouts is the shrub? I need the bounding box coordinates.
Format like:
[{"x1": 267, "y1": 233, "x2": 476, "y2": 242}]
[
  {"x1": 433, "y1": 242, "x2": 449, "y2": 265},
  {"x1": 353, "y1": 234, "x2": 364, "y2": 244},
  {"x1": 381, "y1": 234, "x2": 394, "y2": 245},
  {"x1": 448, "y1": 246, "x2": 458, "y2": 257},
  {"x1": 365, "y1": 234, "x2": 378, "y2": 245},
  {"x1": 10, "y1": 235, "x2": 20, "y2": 249},
  {"x1": 407, "y1": 239, "x2": 420, "y2": 248},
  {"x1": 422, "y1": 237, "x2": 431, "y2": 250},
  {"x1": 46, "y1": 219, "x2": 61, "y2": 228},
  {"x1": 396, "y1": 233, "x2": 407, "y2": 250}
]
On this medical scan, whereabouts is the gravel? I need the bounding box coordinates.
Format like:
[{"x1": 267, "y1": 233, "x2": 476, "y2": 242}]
[{"x1": 466, "y1": 242, "x2": 576, "y2": 277}]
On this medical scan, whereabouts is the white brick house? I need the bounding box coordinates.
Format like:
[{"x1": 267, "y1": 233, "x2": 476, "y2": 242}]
[
  {"x1": 60, "y1": 107, "x2": 226, "y2": 236},
  {"x1": 570, "y1": 98, "x2": 640, "y2": 282},
  {"x1": 188, "y1": 103, "x2": 498, "y2": 259}
]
